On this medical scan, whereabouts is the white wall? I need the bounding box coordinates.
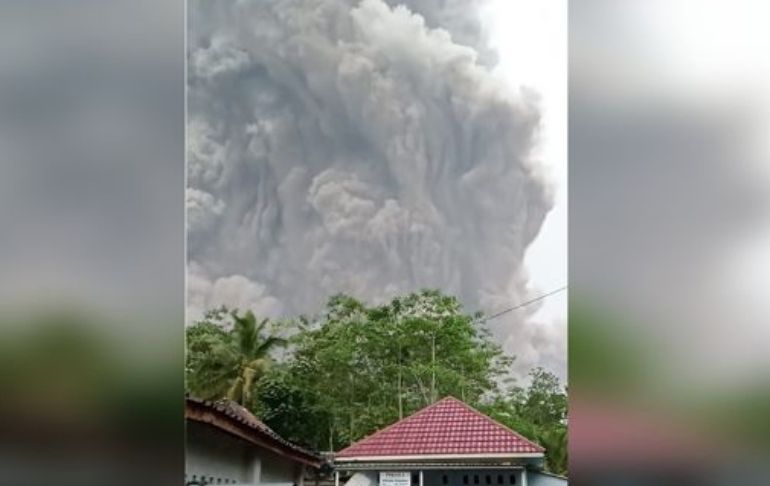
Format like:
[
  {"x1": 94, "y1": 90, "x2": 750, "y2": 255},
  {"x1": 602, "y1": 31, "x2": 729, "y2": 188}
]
[
  {"x1": 343, "y1": 469, "x2": 528, "y2": 486},
  {"x1": 422, "y1": 469, "x2": 525, "y2": 486},
  {"x1": 526, "y1": 471, "x2": 567, "y2": 486},
  {"x1": 186, "y1": 421, "x2": 304, "y2": 486},
  {"x1": 186, "y1": 422, "x2": 252, "y2": 484}
]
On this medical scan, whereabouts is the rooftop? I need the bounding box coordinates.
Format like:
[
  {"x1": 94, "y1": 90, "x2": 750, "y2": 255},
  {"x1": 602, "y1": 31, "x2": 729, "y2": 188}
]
[
  {"x1": 335, "y1": 396, "x2": 544, "y2": 461},
  {"x1": 186, "y1": 396, "x2": 325, "y2": 468}
]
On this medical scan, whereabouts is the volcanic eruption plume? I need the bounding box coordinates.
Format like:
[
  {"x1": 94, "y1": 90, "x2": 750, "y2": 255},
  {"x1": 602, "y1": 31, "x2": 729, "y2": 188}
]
[{"x1": 187, "y1": 0, "x2": 560, "y2": 377}]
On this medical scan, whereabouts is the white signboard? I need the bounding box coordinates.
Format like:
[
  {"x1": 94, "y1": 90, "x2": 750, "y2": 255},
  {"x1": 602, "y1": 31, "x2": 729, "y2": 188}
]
[{"x1": 380, "y1": 472, "x2": 411, "y2": 486}]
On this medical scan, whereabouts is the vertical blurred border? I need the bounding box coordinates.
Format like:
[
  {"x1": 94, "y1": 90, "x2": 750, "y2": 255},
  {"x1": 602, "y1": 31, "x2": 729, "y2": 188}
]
[
  {"x1": 570, "y1": 0, "x2": 770, "y2": 484},
  {"x1": 0, "y1": 1, "x2": 185, "y2": 485}
]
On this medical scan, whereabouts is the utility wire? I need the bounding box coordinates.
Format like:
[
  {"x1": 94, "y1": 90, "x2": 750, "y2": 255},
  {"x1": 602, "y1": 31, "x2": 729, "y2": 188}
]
[{"x1": 476, "y1": 285, "x2": 567, "y2": 324}]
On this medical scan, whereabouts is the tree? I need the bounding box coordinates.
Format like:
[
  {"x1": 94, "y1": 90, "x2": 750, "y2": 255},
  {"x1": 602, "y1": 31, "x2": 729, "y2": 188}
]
[
  {"x1": 524, "y1": 368, "x2": 567, "y2": 475},
  {"x1": 185, "y1": 291, "x2": 569, "y2": 476},
  {"x1": 259, "y1": 290, "x2": 513, "y2": 451},
  {"x1": 538, "y1": 425, "x2": 568, "y2": 476},
  {"x1": 252, "y1": 367, "x2": 330, "y2": 449},
  {"x1": 186, "y1": 307, "x2": 286, "y2": 406},
  {"x1": 482, "y1": 368, "x2": 568, "y2": 476},
  {"x1": 522, "y1": 367, "x2": 567, "y2": 427}
]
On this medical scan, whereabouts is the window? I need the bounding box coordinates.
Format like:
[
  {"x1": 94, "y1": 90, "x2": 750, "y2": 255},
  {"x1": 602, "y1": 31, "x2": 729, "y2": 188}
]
[
  {"x1": 473, "y1": 476, "x2": 479, "y2": 485},
  {"x1": 463, "y1": 475, "x2": 469, "y2": 485},
  {"x1": 442, "y1": 476, "x2": 448, "y2": 485},
  {"x1": 497, "y1": 476, "x2": 503, "y2": 485},
  {"x1": 485, "y1": 476, "x2": 491, "y2": 485},
  {"x1": 413, "y1": 474, "x2": 419, "y2": 485},
  {"x1": 509, "y1": 475, "x2": 516, "y2": 485}
]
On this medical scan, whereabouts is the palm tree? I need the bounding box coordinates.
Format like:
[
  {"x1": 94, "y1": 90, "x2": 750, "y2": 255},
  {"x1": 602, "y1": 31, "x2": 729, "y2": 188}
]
[{"x1": 191, "y1": 309, "x2": 287, "y2": 405}]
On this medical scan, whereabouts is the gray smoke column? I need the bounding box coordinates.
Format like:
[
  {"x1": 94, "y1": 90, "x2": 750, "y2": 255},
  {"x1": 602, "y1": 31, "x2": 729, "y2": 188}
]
[{"x1": 187, "y1": 0, "x2": 556, "y2": 376}]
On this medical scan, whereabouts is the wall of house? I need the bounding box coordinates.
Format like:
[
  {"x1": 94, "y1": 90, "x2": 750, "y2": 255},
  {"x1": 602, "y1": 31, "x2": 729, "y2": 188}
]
[
  {"x1": 186, "y1": 422, "x2": 254, "y2": 484},
  {"x1": 526, "y1": 471, "x2": 567, "y2": 486},
  {"x1": 422, "y1": 469, "x2": 524, "y2": 486},
  {"x1": 186, "y1": 421, "x2": 304, "y2": 486},
  {"x1": 343, "y1": 469, "x2": 527, "y2": 486},
  {"x1": 260, "y1": 446, "x2": 303, "y2": 485}
]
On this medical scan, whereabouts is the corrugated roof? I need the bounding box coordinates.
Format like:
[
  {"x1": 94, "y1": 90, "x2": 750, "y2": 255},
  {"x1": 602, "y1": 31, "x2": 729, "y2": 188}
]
[
  {"x1": 335, "y1": 396, "x2": 544, "y2": 459},
  {"x1": 186, "y1": 395, "x2": 325, "y2": 467}
]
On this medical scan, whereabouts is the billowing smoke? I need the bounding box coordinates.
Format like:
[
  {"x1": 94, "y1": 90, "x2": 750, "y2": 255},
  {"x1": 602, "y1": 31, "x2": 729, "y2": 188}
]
[{"x1": 187, "y1": 0, "x2": 558, "y2": 377}]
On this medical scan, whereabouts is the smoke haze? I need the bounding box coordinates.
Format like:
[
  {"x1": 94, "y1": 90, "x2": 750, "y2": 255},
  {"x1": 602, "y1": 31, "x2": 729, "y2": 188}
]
[{"x1": 187, "y1": 0, "x2": 562, "y2": 378}]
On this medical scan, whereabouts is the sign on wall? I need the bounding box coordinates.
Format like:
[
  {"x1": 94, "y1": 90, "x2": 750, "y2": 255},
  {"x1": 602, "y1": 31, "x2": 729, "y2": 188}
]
[{"x1": 380, "y1": 472, "x2": 411, "y2": 486}]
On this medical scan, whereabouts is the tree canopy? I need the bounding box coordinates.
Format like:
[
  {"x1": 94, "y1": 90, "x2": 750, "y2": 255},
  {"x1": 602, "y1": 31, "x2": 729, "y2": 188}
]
[
  {"x1": 186, "y1": 307, "x2": 286, "y2": 405},
  {"x1": 185, "y1": 290, "x2": 567, "y2": 475}
]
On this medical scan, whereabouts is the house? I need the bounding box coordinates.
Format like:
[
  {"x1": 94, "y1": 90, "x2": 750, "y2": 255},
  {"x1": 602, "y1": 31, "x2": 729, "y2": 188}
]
[
  {"x1": 186, "y1": 396, "x2": 325, "y2": 486},
  {"x1": 332, "y1": 397, "x2": 566, "y2": 486}
]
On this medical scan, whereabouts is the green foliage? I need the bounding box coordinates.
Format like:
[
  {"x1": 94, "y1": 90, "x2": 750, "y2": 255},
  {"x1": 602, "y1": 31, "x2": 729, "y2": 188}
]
[
  {"x1": 186, "y1": 307, "x2": 286, "y2": 405},
  {"x1": 185, "y1": 291, "x2": 568, "y2": 475},
  {"x1": 264, "y1": 290, "x2": 513, "y2": 451},
  {"x1": 482, "y1": 368, "x2": 568, "y2": 475},
  {"x1": 251, "y1": 368, "x2": 329, "y2": 449},
  {"x1": 524, "y1": 367, "x2": 568, "y2": 427}
]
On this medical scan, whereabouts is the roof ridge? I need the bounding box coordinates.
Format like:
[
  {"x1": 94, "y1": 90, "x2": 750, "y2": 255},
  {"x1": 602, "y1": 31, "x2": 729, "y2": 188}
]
[
  {"x1": 336, "y1": 395, "x2": 545, "y2": 457},
  {"x1": 337, "y1": 396, "x2": 458, "y2": 455},
  {"x1": 451, "y1": 399, "x2": 545, "y2": 453}
]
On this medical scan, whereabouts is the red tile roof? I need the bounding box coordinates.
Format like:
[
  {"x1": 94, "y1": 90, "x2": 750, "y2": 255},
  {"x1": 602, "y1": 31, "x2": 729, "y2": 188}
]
[{"x1": 336, "y1": 396, "x2": 544, "y2": 459}]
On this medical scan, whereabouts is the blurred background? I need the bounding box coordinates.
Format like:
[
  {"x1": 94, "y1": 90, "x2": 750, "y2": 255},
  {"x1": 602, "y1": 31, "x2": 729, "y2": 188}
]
[
  {"x1": 0, "y1": 1, "x2": 184, "y2": 484},
  {"x1": 3, "y1": 0, "x2": 770, "y2": 484},
  {"x1": 570, "y1": 0, "x2": 770, "y2": 484}
]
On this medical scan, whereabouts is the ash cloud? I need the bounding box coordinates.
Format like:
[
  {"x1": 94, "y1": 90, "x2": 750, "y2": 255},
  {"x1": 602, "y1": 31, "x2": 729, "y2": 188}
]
[{"x1": 187, "y1": 0, "x2": 558, "y2": 377}]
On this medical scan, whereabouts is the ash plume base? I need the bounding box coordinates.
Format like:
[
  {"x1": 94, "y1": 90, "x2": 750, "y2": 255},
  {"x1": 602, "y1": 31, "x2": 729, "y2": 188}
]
[{"x1": 187, "y1": 0, "x2": 562, "y2": 379}]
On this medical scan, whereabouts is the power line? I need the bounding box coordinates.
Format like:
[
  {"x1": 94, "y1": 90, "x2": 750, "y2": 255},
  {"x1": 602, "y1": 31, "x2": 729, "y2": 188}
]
[{"x1": 476, "y1": 285, "x2": 567, "y2": 324}]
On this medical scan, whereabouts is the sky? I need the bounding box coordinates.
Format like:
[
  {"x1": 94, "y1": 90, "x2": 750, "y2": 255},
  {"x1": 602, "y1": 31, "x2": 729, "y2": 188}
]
[{"x1": 484, "y1": 0, "x2": 567, "y2": 326}]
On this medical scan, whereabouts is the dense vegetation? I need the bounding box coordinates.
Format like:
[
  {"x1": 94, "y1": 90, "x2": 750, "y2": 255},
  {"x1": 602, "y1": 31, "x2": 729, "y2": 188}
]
[{"x1": 186, "y1": 290, "x2": 567, "y2": 475}]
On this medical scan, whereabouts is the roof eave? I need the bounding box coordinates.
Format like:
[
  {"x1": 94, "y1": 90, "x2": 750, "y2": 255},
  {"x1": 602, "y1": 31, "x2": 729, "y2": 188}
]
[
  {"x1": 334, "y1": 463, "x2": 528, "y2": 471},
  {"x1": 335, "y1": 453, "x2": 545, "y2": 463},
  {"x1": 186, "y1": 398, "x2": 324, "y2": 468}
]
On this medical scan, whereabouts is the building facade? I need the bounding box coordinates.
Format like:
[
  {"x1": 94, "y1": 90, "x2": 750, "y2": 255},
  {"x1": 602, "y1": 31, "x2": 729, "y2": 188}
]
[
  {"x1": 186, "y1": 397, "x2": 324, "y2": 486},
  {"x1": 332, "y1": 397, "x2": 566, "y2": 486}
]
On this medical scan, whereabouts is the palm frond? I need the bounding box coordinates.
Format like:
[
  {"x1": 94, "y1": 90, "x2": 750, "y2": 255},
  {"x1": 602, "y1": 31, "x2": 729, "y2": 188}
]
[
  {"x1": 251, "y1": 317, "x2": 272, "y2": 356},
  {"x1": 233, "y1": 310, "x2": 258, "y2": 356},
  {"x1": 255, "y1": 336, "x2": 287, "y2": 358},
  {"x1": 255, "y1": 317, "x2": 270, "y2": 336}
]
